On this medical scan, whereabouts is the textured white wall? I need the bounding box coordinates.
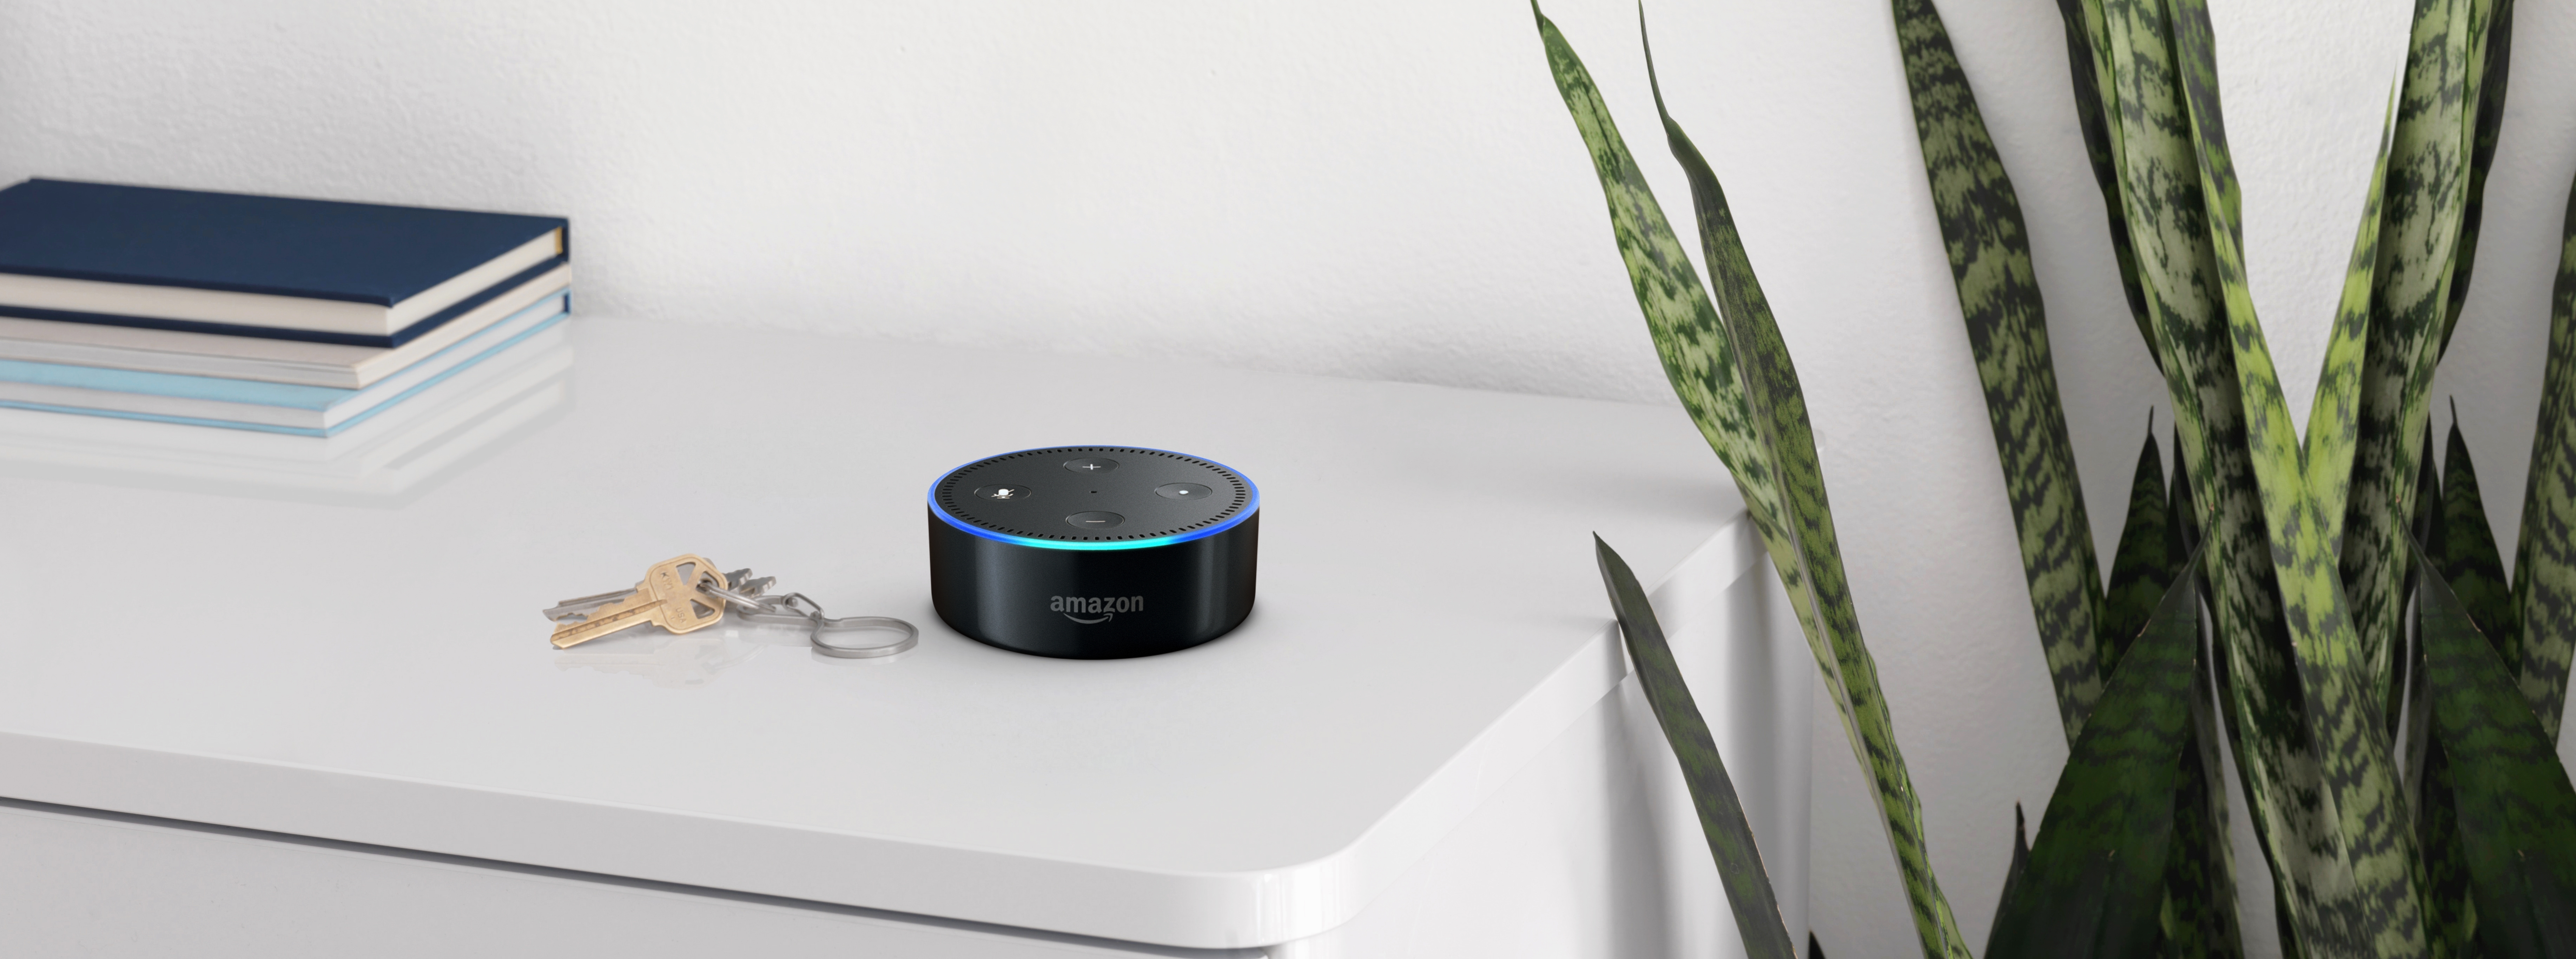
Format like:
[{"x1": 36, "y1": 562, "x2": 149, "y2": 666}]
[{"x1": 4, "y1": 1, "x2": 2572, "y2": 956}]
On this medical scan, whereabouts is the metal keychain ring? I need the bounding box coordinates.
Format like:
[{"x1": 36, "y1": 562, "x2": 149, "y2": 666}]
[
  {"x1": 695, "y1": 582, "x2": 770, "y2": 613},
  {"x1": 695, "y1": 580, "x2": 914, "y2": 658},
  {"x1": 741, "y1": 592, "x2": 826, "y2": 625},
  {"x1": 811, "y1": 616, "x2": 918, "y2": 659}
]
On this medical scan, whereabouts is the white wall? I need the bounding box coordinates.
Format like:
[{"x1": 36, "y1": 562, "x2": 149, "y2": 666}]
[{"x1": 4, "y1": 1, "x2": 2571, "y2": 956}]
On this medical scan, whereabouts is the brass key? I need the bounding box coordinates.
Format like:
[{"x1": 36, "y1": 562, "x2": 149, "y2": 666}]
[{"x1": 549, "y1": 555, "x2": 731, "y2": 649}]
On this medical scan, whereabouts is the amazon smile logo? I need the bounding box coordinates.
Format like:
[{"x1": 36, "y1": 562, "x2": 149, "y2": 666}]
[{"x1": 1050, "y1": 594, "x2": 1144, "y2": 624}]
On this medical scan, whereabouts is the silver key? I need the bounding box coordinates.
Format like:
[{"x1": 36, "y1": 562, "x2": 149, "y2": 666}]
[{"x1": 543, "y1": 587, "x2": 637, "y2": 624}]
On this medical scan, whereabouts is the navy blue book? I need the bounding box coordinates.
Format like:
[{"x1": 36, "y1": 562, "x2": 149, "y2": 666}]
[{"x1": 0, "y1": 179, "x2": 567, "y2": 348}]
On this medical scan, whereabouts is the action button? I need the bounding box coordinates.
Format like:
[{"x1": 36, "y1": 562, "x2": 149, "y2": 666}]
[
  {"x1": 1065, "y1": 511, "x2": 1125, "y2": 531},
  {"x1": 1062, "y1": 457, "x2": 1118, "y2": 474},
  {"x1": 973, "y1": 484, "x2": 1035, "y2": 501},
  {"x1": 1154, "y1": 482, "x2": 1213, "y2": 501}
]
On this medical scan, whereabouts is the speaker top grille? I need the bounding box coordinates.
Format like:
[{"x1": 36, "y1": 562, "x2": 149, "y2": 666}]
[{"x1": 930, "y1": 446, "x2": 1256, "y2": 547}]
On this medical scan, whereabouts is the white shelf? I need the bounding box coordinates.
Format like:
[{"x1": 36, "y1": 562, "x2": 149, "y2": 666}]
[{"x1": 0, "y1": 318, "x2": 1748, "y2": 949}]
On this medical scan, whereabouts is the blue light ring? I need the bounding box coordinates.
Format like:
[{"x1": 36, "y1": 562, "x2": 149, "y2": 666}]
[{"x1": 926, "y1": 446, "x2": 1260, "y2": 552}]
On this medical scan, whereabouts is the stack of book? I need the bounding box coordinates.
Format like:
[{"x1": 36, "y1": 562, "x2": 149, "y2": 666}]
[{"x1": 0, "y1": 179, "x2": 571, "y2": 440}]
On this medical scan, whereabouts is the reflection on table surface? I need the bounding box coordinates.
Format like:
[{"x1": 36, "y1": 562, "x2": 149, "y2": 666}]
[
  {"x1": 551, "y1": 616, "x2": 914, "y2": 688},
  {"x1": 0, "y1": 331, "x2": 574, "y2": 507}
]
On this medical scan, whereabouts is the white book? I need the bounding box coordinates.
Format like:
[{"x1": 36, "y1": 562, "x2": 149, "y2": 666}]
[
  {"x1": 0, "y1": 264, "x2": 568, "y2": 388},
  {"x1": 0, "y1": 338, "x2": 574, "y2": 502},
  {"x1": 0, "y1": 300, "x2": 567, "y2": 435}
]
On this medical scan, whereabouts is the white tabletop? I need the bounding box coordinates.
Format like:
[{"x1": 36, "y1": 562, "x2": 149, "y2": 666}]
[{"x1": 0, "y1": 319, "x2": 1743, "y2": 949}]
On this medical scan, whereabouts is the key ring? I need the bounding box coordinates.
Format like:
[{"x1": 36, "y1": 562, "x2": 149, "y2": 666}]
[
  {"x1": 698, "y1": 580, "x2": 918, "y2": 659},
  {"x1": 808, "y1": 615, "x2": 919, "y2": 659}
]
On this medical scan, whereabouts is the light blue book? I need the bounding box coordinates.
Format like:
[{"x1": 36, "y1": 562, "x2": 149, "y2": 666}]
[{"x1": 0, "y1": 292, "x2": 567, "y2": 436}]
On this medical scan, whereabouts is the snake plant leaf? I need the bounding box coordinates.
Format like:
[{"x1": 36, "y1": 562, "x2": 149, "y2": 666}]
[
  {"x1": 2439, "y1": 0, "x2": 2513, "y2": 360},
  {"x1": 1530, "y1": 3, "x2": 1768, "y2": 515},
  {"x1": 2103, "y1": 422, "x2": 2179, "y2": 668},
  {"x1": 2411, "y1": 554, "x2": 2478, "y2": 959},
  {"x1": 2394, "y1": 425, "x2": 2446, "y2": 740},
  {"x1": 1529, "y1": 2, "x2": 1807, "y2": 712},
  {"x1": 1987, "y1": 547, "x2": 2205, "y2": 959},
  {"x1": 2159, "y1": 743, "x2": 2242, "y2": 959},
  {"x1": 2403, "y1": 674, "x2": 2432, "y2": 824},
  {"x1": 2161, "y1": 437, "x2": 2255, "y2": 959},
  {"x1": 2418, "y1": 554, "x2": 2576, "y2": 957},
  {"x1": 1537, "y1": 13, "x2": 1969, "y2": 957},
  {"x1": 2341, "y1": 0, "x2": 2485, "y2": 719},
  {"x1": 2195, "y1": 547, "x2": 2313, "y2": 959},
  {"x1": 2158, "y1": 437, "x2": 2252, "y2": 959},
  {"x1": 2301, "y1": 101, "x2": 2394, "y2": 553},
  {"x1": 2060, "y1": 4, "x2": 2359, "y2": 951},
  {"x1": 1895, "y1": 0, "x2": 2108, "y2": 744},
  {"x1": 2402, "y1": 514, "x2": 2471, "y2": 955},
  {"x1": 2160, "y1": 610, "x2": 2248, "y2": 959},
  {"x1": 2168, "y1": 0, "x2": 2427, "y2": 954},
  {"x1": 2050, "y1": 0, "x2": 2157, "y2": 365},
  {"x1": 2092, "y1": 0, "x2": 2357, "y2": 948},
  {"x1": 2055, "y1": 13, "x2": 2337, "y2": 939},
  {"x1": 1987, "y1": 803, "x2": 2032, "y2": 959},
  {"x1": 1811, "y1": 933, "x2": 1829, "y2": 959},
  {"x1": 2414, "y1": 737, "x2": 2480, "y2": 957},
  {"x1": 1593, "y1": 535, "x2": 1798, "y2": 959},
  {"x1": 2095, "y1": 0, "x2": 2258, "y2": 719},
  {"x1": 2170, "y1": 425, "x2": 2199, "y2": 556},
  {"x1": 2438, "y1": 415, "x2": 2519, "y2": 668},
  {"x1": 1646, "y1": 22, "x2": 1970, "y2": 958},
  {"x1": 2512, "y1": 174, "x2": 2576, "y2": 740}
]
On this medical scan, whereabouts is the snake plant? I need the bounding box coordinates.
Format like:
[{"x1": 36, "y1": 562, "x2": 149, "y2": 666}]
[{"x1": 1543, "y1": 0, "x2": 2576, "y2": 955}]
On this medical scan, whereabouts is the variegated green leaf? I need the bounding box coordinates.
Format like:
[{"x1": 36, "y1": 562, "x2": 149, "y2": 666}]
[
  {"x1": 2438, "y1": 0, "x2": 2513, "y2": 359},
  {"x1": 2418, "y1": 555, "x2": 2576, "y2": 956},
  {"x1": 2163, "y1": 430, "x2": 2251, "y2": 959},
  {"x1": 2394, "y1": 425, "x2": 2444, "y2": 739},
  {"x1": 1527, "y1": 3, "x2": 1795, "y2": 652},
  {"x1": 2161, "y1": 427, "x2": 2250, "y2": 959},
  {"x1": 1530, "y1": 5, "x2": 1763, "y2": 503},
  {"x1": 2087, "y1": 0, "x2": 2379, "y2": 952},
  {"x1": 2413, "y1": 735, "x2": 2478, "y2": 958},
  {"x1": 1535, "y1": 10, "x2": 1969, "y2": 957},
  {"x1": 1988, "y1": 803, "x2": 2033, "y2": 959},
  {"x1": 1645, "y1": 23, "x2": 1970, "y2": 957},
  {"x1": 2050, "y1": 0, "x2": 2156, "y2": 366},
  {"x1": 2161, "y1": 603, "x2": 2247, "y2": 959},
  {"x1": 2512, "y1": 174, "x2": 2576, "y2": 740},
  {"x1": 1987, "y1": 550, "x2": 2205, "y2": 959},
  {"x1": 2170, "y1": 425, "x2": 2199, "y2": 558},
  {"x1": 1594, "y1": 535, "x2": 1798, "y2": 959},
  {"x1": 2300, "y1": 102, "x2": 2393, "y2": 554},
  {"x1": 2169, "y1": 0, "x2": 2428, "y2": 953},
  {"x1": 2341, "y1": 0, "x2": 2484, "y2": 725},
  {"x1": 2177, "y1": 440, "x2": 2297, "y2": 959},
  {"x1": 2438, "y1": 416, "x2": 2519, "y2": 667},
  {"x1": 2409, "y1": 500, "x2": 2478, "y2": 957},
  {"x1": 2103, "y1": 424, "x2": 2179, "y2": 667},
  {"x1": 1895, "y1": 0, "x2": 2108, "y2": 744}
]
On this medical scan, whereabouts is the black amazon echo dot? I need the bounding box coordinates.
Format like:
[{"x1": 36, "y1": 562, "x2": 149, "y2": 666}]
[{"x1": 927, "y1": 446, "x2": 1259, "y2": 659}]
